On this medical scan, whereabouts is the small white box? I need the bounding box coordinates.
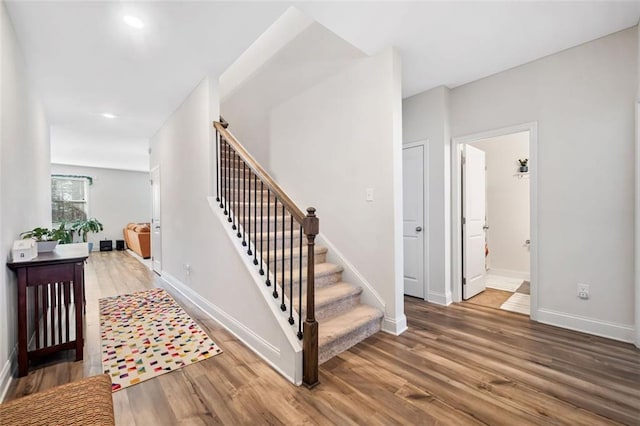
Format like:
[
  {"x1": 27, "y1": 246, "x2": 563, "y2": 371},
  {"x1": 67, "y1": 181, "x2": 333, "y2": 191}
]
[{"x1": 12, "y1": 239, "x2": 37, "y2": 262}]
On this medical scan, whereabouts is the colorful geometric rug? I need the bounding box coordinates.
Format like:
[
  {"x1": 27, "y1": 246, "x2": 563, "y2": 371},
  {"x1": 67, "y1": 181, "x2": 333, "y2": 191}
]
[{"x1": 99, "y1": 288, "x2": 222, "y2": 392}]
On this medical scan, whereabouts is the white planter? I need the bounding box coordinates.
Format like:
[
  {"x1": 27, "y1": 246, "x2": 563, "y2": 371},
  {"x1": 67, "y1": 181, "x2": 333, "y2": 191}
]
[{"x1": 37, "y1": 241, "x2": 58, "y2": 253}]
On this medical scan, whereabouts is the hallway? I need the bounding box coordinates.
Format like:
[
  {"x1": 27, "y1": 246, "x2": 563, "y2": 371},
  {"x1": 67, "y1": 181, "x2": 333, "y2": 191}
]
[{"x1": 5, "y1": 252, "x2": 639, "y2": 424}]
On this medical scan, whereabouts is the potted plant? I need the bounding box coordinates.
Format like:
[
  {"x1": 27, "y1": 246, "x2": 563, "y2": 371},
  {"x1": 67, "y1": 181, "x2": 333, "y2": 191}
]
[
  {"x1": 518, "y1": 158, "x2": 529, "y2": 173},
  {"x1": 21, "y1": 223, "x2": 75, "y2": 252},
  {"x1": 50, "y1": 222, "x2": 74, "y2": 244},
  {"x1": 72, "y1": 218, "x2": 103, "y2": 252}
]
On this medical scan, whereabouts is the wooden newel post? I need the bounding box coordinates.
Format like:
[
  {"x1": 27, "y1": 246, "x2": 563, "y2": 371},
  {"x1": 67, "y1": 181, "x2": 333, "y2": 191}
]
[{"x1": 302, "y1": 207, "x2": 319, "y2": 388}]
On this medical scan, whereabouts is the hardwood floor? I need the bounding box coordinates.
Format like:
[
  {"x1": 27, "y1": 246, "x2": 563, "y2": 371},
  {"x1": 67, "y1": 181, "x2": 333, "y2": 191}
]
[{"x1": 5, "y1": 251, "x2": 640, "y2": 425}]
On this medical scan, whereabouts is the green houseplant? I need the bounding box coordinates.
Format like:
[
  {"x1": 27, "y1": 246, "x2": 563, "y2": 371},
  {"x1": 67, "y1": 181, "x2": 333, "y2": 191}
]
[
  {"x1": 50, "y1": 222, "x2": 74, "y2": 244},
  {"x1": 72, "y1": 218, "x2": 103, "y2": 252},
  {"x1": 20, "y1": 227, "x2": 52, "y2": 242},
  {"x1": 20, "y1": 223, "x2": 74, "y2": 253}
]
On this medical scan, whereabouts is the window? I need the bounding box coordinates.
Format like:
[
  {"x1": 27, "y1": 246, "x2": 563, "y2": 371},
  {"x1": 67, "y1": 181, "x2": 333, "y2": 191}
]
[{"x1": 51, "y1": 176, "x2": 90, "y2": 224}]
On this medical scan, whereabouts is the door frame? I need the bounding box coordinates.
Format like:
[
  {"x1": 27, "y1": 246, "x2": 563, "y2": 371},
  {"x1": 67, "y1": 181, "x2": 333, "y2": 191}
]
[
  {"x1": 451, "y1": 122, "x2": 538, "y2": 320},
  {"x1": 403, "y1": 140, "x2": 429, "y2": 300},
  {"x1": 150, "y1": 165, "x2": 162, "y2": 275}
]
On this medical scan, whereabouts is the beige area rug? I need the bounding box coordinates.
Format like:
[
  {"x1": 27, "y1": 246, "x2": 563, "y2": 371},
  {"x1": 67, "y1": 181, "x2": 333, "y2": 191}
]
[{"x1": 100, "y1": 288, "x2": 222, "y2": 392}]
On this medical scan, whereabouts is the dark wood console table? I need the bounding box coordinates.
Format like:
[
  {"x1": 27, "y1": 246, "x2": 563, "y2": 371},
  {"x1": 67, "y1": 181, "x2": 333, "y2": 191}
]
[{"x1": 7, "y1": 243, "x2": 89, "y2": 376}]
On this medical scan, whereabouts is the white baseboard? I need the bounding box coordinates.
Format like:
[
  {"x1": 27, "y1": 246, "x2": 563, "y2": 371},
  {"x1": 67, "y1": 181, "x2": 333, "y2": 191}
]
[
  {"x1": 488, "y1": 268, "x2": 530, "y2": 281},
  {"x1": 0, "y1": 346, "x2": 17, "y2": 403},
  {"x1": 536, "y1": 308, "x2": 635, "y2": 343},
  {"x1": 158, "y1": 271, "x2": 302, "y2": 384},
  {"x1": 428, "y1": 291, "x2": 452, "y2": 306},
  {"x1": 382, "y1": 314, "x2": 408, "y2": 335}
]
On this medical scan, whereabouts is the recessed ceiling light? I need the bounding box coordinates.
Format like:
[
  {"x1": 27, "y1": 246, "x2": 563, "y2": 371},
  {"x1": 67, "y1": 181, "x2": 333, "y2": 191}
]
[
  {"x1": 102, "y1": 113, "x2": 117, "y2": 119},
  {"x1": 123, "y1": 15, "x2": 144, "y2": 29}
]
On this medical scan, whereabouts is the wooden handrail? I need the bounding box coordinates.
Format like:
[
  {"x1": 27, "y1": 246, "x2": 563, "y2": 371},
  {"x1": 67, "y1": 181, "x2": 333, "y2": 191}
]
[
  {"x1": 213, "y1": 121, "x2": 306, "y2": 225},
  {"x1": 214, "y1": 119, "x2": 319, "y2": 388}
]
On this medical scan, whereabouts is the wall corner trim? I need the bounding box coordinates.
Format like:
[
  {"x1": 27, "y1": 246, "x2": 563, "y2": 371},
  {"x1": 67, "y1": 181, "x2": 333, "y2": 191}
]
[
  {"x1": 382, "y1": 314, "x2": 408, "y2": 335},
  {"x1": 428, "y1": 291, "x2": 452, "y2": 306}
]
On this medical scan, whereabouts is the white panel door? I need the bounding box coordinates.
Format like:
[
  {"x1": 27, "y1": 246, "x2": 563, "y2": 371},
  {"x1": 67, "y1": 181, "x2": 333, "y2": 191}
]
[
  {"x1": 463, "y1": 145, "x2": 486, "y2": 300},
  {"x1": 402, "y1": 145, "x2": 425, "y2": 298},
  {"x1": 151, "y1": 166, "x2": 162, "y2": 274}
]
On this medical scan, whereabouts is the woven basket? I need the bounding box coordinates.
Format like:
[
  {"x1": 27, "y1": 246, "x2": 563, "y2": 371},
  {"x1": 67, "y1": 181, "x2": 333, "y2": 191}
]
[{"x1": 0, "y1": 374, "x2": 115, "y2": 426}]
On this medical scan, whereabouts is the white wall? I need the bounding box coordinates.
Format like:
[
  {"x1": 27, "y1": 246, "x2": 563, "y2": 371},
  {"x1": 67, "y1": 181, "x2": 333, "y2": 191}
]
[
  {"x1": 471, "y1": 132, "x2": 530, "y2": 278},
  {"x1": 450, "y1": 27, "x2": 637, "y2": 341},
  {"x1": 221, "y1": 19, "x2": 364, "y2": 170},
  {"x1": 0, "y1": 1, "x2": 51, "y2": 400},
  {"x1": 402, "y1": 86, "x2": 452, "y2": 305},
  {"x1": 149, "y1": 77, "x2": 301, "y2": 383},
  {"x1": 270, "y1": 48, "x2": 406, "y2": 334},
  {"x1": 50, "y1": 164, "x2": 151, "y2": 248}
]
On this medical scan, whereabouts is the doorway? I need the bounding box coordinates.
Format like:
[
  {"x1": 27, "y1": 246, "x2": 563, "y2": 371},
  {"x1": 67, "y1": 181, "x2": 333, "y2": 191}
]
[
  {"x1": 452, "y1": 123, "x2": 538, "y2": 319},
  {"x1": 402, "y1": 142, "x2": 427, "y2": 299},
  {"x1": 151, "y1": 166, "x2": 162, "y2": 274}
]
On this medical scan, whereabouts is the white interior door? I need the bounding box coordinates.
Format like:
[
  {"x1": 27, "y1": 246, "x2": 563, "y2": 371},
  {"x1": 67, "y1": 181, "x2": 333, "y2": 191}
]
[
  {"x1": 462, "y1": 145, "x2": 486, "y2": 299},
  {"x1": 402, "y1": 145, "x2": 425, "y2": 298},
  {"x1": 151, "y1": 167, "x2": 162, "y2": 274}
]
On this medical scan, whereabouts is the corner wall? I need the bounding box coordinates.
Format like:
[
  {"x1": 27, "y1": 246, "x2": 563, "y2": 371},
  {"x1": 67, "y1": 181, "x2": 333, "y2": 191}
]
[
  {"x1": 0, "y1": 1, "x2": 51, "y2": 400},
  {"x1": 149, "y1": 77, "x2": 301, "y2": 383},
  {"x1": 269, "y1": 48, "x2": 406, "y2": 333},
  {"x1": 403, "y1": 86, "x2": 452, "y2": 305},
  {"x1": 449, "y1": 27, "x2": 637, "y2": 341}
]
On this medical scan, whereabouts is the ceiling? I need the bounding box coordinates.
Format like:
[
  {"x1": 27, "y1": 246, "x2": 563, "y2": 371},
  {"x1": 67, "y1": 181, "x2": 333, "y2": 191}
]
[{"x1": 6, "y1": 1, "x2": 640, "y2": 171}]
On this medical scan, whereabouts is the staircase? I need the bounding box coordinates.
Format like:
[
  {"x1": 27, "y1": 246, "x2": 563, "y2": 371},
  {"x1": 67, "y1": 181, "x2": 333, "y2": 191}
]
[{"x1": 214, "y1": 120, "x2": 383, "y2": 385}]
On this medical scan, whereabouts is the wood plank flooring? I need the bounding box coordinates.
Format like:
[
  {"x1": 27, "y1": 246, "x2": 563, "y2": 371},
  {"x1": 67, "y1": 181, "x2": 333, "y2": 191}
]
[{"x1": 5, "y1": 251, "x2": 640, "y2": 425}]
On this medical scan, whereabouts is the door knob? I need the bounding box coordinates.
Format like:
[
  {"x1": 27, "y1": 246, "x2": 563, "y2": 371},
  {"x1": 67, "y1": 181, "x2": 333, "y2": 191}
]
[{"x1": 416, "y1": 226, "x2": 422, "y2": 232}]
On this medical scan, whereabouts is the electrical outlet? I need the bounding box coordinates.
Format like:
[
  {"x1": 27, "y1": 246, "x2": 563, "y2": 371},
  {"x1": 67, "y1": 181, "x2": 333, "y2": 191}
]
[
  {"x1": 577, "y1": 283, "x2": 589, "y2": 300},
  {"x1": 184, "y1": 263, "x2": 192, "y2": 276}
]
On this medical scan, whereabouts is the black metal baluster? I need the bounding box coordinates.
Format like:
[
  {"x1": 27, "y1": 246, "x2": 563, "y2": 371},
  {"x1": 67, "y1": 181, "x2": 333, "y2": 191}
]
[
  {"x1": 215, "y1": 129, "x2": 220, "y2": 203},
  {"x1": 253, "y1": 174, "x2": 258, "y2": 264},
  {"x1": 265, "y1": 189, "x2": 271, "y2": 285},
  {"x1": 238, "y1": 161, "x2": 244, "y2": 239},
  {"x1": 273, "y1": 198, "x2": 279, "y2": 299},
  {"x1": 232, "y1": 151, "x2": 237, "y2": 229},
  {"x1": 259, "y1": 182, "x2": 264, "y2": 272},
  {"x1": 223, "y1": 140, "x2": 228, "y2": 216},
  {"x1": 219, "y1": 136, "x2": 224, "y2": 209},
  {"x1": 281, "y1": 204, "x2": 286, "y2": 310},
  {"x1": 247, "y1": 172, "x2": 252, "y2": 255},
  {"x1": 297, "y1": 225, "x2": 303, "y2": 339},
  {"x1": 288, "y1": 216, "x2": 294, "y2": 324},
  {"x1": 227, "y1": 146, "x2": 232, "y2": 222}
]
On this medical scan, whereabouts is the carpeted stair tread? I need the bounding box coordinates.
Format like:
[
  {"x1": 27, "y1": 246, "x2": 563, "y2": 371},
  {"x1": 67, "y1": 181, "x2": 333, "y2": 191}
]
[
  {"x1": 295, "y1": 281, "x2": 360, "y2": 307},
  {"x1": 279, "y1": 262, "x2": 343, "y2": 287},
  {"x1": 294, "y1": 282, "x2": 362, "y2": 321},
  {"x1": 265, "y1": 245, "x2": 327, "y2": 261},
  {"x1": 318, "y1": 304, "x2": 383, "y2": 363}
]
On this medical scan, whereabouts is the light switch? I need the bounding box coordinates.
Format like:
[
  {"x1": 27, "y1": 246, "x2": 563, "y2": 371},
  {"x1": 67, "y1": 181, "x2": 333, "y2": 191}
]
[{"x1": 365, "y1": 187, "x2": 374, "y2": 202}]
